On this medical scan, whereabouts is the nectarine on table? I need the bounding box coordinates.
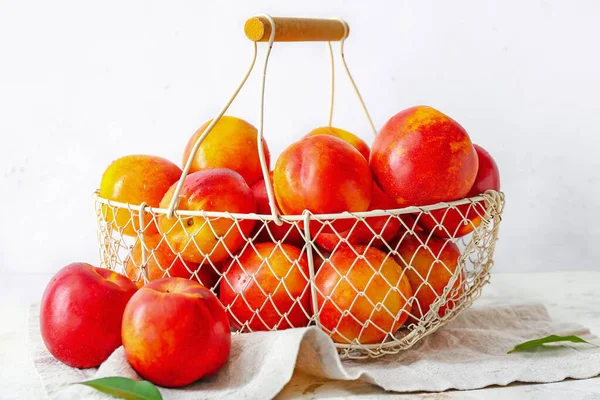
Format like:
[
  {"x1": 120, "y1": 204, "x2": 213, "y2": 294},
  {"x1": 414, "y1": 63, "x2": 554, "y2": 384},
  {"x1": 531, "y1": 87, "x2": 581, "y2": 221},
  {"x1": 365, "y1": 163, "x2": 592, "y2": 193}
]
[
  {"x1": 417, "y1": 143, "x2": 501, "y2": 238},
  {"x1": 219, "y1": 242, "x2": 311, "y2": 331},
  {"x1": 124, "y1": 235, "x2": 219, "y2": 289},
  {"x1": 370, "y1": 106, "x2": 478, "y2": 207},
  {"x1": 273, "y1": 134, "x2": 372, "y2": 232},
  {"x1": 158, "y1": 168, "x2": 256, "y2": 265},
  {"x1": 305, "y1": 126, "x2": 370, "y2": 160},
  {"x1": 315, "y1": 246, "x2": 412, "y2": 344},
  {"x1": 183, "y1": 115, "x2": 270, "y2": 186},
  {"x1": 122, "y1": 277, "x2": 231, "y2": 387},
  {"x1": 100, "y1": 155, "x2": 182, "y2": 237},
  {"x1": 392, "y1": 232, "x2": 464, "y2": 322},
  {"x1": 40, "y1": 263, "x2": 137, "y2": 368}
]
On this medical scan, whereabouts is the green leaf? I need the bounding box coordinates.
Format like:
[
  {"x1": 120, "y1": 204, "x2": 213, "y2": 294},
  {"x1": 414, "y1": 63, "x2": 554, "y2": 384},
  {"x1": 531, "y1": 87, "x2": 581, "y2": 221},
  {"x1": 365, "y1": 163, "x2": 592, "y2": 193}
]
[
  {"x1": 76, "y1": 377, "x2": 162, "y2": 400},
  {"x1": 508, "y1": 334, "x2": 597, "y2": 354}
]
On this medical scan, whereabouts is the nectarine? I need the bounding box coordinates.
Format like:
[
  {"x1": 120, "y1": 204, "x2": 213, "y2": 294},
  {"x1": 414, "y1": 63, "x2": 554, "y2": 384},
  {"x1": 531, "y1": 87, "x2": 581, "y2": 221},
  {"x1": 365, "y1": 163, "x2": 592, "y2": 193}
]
[
  {"x1": 392, "y1": 232, "x2": 464, "y2": 322},
  {"x1": 468, "y1": 144, "x2": 501, "y2": 196},
  {"x1": 370, "y1": 106, "x2": 478, "y2": 207},
  {"x1": 315, "y1": 246, "x2": 412, "y2": 344},
  {"x1": 158, "y1": 168, "x2": 256, "y2": 265},
  {"x1": 273, "y1": 135, "x2": 372, "y2": 232},
  {"x1": 100, "y1": 155, "x2": 182, "y2": 237},
  {"x1": 417, "y1": 144, "x2": 501, "y2": 238},
  {"x1": 219, "y1": 242, "x2": 310, "y2": 331},
  {"x1": 122, "y1": 278, "x2": 230, "y2": 387},
  {"x1": 183, "y1": 116, "x2": 269, "y2": 186},
  {"x1": 40, "y1": 263, "x2": 137, "y2": 368}
]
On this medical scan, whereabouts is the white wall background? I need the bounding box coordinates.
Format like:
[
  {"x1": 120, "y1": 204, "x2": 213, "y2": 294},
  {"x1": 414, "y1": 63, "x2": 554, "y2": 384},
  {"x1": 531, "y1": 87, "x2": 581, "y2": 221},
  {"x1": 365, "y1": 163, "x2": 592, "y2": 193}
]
[{"x1": 1, "y1": 0, "x2": 599, "y2": 275}]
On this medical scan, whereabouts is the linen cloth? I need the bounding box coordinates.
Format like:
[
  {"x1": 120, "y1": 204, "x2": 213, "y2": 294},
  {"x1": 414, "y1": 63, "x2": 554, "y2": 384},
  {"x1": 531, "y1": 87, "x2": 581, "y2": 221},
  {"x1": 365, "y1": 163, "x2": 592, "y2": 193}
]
[{"x1": 28, "y1": 303, "x2": 600, "y2": 399}]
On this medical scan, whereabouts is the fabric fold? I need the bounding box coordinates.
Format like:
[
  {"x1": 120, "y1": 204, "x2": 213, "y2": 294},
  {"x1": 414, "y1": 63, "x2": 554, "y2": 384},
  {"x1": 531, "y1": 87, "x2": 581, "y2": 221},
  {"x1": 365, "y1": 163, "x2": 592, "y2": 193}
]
[{"x1": 28, "y1": 303, "x2": 600, "y2": 400}]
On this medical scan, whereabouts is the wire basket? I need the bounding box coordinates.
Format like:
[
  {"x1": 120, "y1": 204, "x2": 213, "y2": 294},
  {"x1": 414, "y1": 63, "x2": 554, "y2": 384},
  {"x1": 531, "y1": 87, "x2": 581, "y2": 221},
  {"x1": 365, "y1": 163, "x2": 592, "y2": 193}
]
[{"x1": 95, "y1": 15, "x2": 505, "y2": 359}]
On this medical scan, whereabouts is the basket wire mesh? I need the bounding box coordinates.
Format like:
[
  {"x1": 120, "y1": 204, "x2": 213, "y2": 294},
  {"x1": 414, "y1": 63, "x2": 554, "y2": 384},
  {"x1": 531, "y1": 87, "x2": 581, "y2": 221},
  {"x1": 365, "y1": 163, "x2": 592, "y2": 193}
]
[{"x1": 95, "y1": 191, "x2": 504, "y2": 359}]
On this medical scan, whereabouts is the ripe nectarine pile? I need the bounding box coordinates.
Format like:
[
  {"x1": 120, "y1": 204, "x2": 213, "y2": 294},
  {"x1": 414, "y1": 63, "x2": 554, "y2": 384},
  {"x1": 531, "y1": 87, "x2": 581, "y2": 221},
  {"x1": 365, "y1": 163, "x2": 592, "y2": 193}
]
[
  {"x1": 94, "y1": 107, "x2": 501, "y2": 345},
  {"x1": 36, "y1": 104, "x2": 502, "y2": 378}
]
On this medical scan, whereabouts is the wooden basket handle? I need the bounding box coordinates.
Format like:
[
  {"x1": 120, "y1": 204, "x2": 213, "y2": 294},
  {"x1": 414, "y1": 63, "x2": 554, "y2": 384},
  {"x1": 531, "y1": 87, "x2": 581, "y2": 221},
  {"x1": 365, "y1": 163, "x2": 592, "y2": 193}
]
[{"x1": 244, "y1": 16, "x2": 349, "y2": 42}]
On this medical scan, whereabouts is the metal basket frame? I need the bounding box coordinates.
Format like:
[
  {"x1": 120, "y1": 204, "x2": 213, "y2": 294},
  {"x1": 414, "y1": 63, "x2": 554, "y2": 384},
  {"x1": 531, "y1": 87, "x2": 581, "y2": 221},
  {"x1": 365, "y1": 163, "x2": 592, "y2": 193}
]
[{"x1": 95, "y1": 14, "x2": 505, "y2": 359}]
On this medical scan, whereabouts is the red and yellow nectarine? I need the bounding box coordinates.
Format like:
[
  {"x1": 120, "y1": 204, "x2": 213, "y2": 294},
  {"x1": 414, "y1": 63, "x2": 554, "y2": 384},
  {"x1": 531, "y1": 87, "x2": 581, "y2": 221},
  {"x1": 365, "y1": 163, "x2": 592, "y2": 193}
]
[
  {"x1": 122, "y1": 277, "x2": 231, "y2": 387},
  {"x1": 315, "y1": 246, "x2": 412, "y2": 344},
  {"x1": 393, "y1": 232, "x2": 464, "y2": 322},
  {"x1": 100, "y1": 155, "x2": 182, "y2": 237},
  {"x1": 40, "y1": 263, "x2": 137, "y2": 368},
  {"x1": 158, "y1": 168, "x2": 256, "y2": 265},
  {"x1": 274, "y1": 135, "x2": 372, "y2": 232},
  {"x1": 219, "y1": 242, "x2": 310, "y2": 331},
  {"x1": 370, "y1": 106, "x2": 478, "y2": 207},
  {"x1": 417, "y1": 144, "x2": 501, "y2": 238},
  {"x1": 182, "y1": 116, "x2": 270, "y2": 186}
]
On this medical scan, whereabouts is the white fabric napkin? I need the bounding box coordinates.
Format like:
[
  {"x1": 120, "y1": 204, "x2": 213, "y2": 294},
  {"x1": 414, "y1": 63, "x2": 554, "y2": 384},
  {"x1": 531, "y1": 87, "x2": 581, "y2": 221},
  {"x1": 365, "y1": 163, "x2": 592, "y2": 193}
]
[{"x1": 28, "y1": 303, "x2": 600, "y2": 399}]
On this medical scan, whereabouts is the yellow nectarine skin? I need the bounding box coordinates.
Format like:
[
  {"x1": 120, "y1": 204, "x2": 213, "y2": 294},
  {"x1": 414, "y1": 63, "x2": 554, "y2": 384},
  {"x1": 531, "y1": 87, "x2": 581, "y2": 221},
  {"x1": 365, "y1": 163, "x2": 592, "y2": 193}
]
[
  {"x1": 315, "y1": 246, "x2": 412, "y2": 344},
  {"x1": 100, "y1": 155, "x2": 182, "y2": 237},
  {"x1": 183, "y1": 116, "x2": 270, "y2": 186}
]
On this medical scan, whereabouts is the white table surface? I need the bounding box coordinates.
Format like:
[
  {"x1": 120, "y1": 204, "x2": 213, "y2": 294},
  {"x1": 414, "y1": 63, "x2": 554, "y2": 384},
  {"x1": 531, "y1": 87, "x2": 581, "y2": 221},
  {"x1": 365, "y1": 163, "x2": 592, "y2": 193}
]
[{"x1": 2, "y1": 271, "x2": 600, "y2": 400}]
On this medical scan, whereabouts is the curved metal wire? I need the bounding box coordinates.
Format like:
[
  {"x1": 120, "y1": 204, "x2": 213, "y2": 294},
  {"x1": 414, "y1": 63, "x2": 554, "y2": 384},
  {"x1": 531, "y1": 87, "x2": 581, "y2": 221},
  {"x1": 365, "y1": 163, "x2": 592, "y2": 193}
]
[{"x1": 166, "y1": 42, "x2": 260, "y2": 218}]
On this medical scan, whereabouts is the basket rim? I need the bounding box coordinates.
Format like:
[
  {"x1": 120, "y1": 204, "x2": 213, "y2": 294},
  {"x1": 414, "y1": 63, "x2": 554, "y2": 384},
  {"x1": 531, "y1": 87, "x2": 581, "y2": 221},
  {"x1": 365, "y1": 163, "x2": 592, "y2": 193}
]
[{"x1": 93, "y1": 190, "x2": 504, "y2": 221}]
